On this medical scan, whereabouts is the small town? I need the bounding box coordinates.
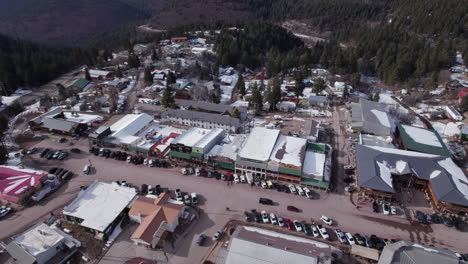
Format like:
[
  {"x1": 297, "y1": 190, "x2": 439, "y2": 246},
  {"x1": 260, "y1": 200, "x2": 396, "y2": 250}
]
[{"x1": 0, "y1": 1, "x2": 467, "y2": 264}]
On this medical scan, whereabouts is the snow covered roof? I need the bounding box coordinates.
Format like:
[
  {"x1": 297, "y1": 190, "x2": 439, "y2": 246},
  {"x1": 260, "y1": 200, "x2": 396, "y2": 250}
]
[
  {"x1": 63, "y1": 181, "x2": 137, "y2": 232},
  {"x1": 13, "y1": 223, "x2": 68, "y2": 257},
  {"x1": 110, "y1": 113, "x2": 153, "y2": 140},
  {"x1": 207, "y1": 134, "x2": 247, "y2": 160},
  {"x1": 193, "y1": 128, "x2": 224, "y2": 149},
  {"x1": 302, "y1": 151, "x2": 326, "y2": 177},
  {"x1": 269, "y1": 135, "x2": 307, "y2": 167},
  {"x1": 398, "y1": 124, "x2": 451, "y2": 157},
  {"x1": 352, "y1": 99, "x2": 392, "y2": 136},
  {"x1": 238, "y1": 127, "x2": 280, "y2": 162},
  {"x1": 0, "y1": 166, "x2": 48, "y2": 203},
  {"x1": 357, "y1": 145, "x2": 468, "y2": 206},
  {"x1": 378, "y1": 241, "x2": 460, "y2": 264},
  {"x1": 171, "y1": 127, "x2": 211, "y2": 147}
]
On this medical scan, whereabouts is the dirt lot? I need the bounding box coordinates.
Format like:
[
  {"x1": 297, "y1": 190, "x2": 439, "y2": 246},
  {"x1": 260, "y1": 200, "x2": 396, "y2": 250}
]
[{"x1": 0, "y1": 137, "x2": 467, "y2": 264}]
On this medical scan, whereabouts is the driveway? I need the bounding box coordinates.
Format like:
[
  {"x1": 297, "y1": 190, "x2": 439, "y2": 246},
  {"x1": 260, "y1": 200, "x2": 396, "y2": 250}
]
[{"x1": 0, "y1": 137, "x2": 466, "y2": 264}]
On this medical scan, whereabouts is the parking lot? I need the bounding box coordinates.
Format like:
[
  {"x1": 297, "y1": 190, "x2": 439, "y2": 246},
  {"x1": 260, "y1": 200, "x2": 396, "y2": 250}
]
[{"x1": 1, "y1": 137, "x2": 467, "y2": 263}]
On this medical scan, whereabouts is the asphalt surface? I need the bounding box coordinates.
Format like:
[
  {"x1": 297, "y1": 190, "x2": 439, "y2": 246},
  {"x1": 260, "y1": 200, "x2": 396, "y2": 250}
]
[{"x1": 1, "y1": 138, "x2": 467, "y2": 264}]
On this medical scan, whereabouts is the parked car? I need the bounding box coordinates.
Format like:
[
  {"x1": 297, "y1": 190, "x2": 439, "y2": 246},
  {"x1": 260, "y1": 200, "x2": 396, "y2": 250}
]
[
  {"x1": 390, "y1": 206, "x2": 397, "y2": 215},
  {"x1": 196, "y1": 234, "x2": 207, "y2": 246},
  {"x1": 277, "y1": 216, "x2": 285, "y2": 227},
  {"x1": 70, "y1": 148, "x2": 81, "y2": 153},
  {"x1": 415, "y1": 210, "x2": 427, "y2": 224},
  {"x1": 184, "y1": 195, "x2": 191, "y2": 205},
  {"x1": 269, "y1": 213, "x2": 278, "y2": 225},
  {"x1": 233, "y1": 174, "x2": 240, "y2": 183},
  {"x1": 240, "y1": 175, "x2": 246, "y2": 183},
  {"x1": 303, "y1": 187, "x2": 312, "y2": 198},
  {"x1": 251, "y1": 210, "x2": 262, "y2": 223},
  {"x1": 372, "y1": 202, "x2": 379, "y2": 213},
  {"x1": 335, "y1": 229, "x2": 347, "y2": 244},
  {"x1": 296, "y1": 186, "x2": 305, "y2": 196},
  {"x1": 48, "y1": 167, "x2": 58, "y2": 174},
  {"x1": 288, "y1": 184, "x2": 297, "y2": 194},
  {"x1": 261, "y1": 180, "x2": 267, "y2": 189},
  {"x1": 191, "y1": 193, "x2": 198, "y2": 204},
  {"x1": 293, "y1": 220, "x2": 302, "y2": 232},
  {"x1": 364, "y1": 235, "x2": 374, "y2": 248},
  {"x1": 317, "y1": 225, "x2": 329, "y2": 240},
  {"x1": 83, "y1": 165, "x2": 91, "y2": 174},
  {"x1": 355, "y1": 233, "x2": 365, "y2": 246},
  {"x1": 54, "y1": 168, "x2": 64, "y2": 176},
  {"x1": 0, "y1": 206, "x2": 12, "y2": 219},
  {"x1": 382, "y1": 204, "x2": 390, "y2": 215},
  {"x1": 175, "y1": 189, "x2": 183, "y2": 201},
  {"x1": 431, "y1": 214, "x2": 442, "y2": 224},
  {"x1": 287, "y1": 205, "x2": 300, "y2": 212},
  {"x1": 52, "y1": 151, "x2": 61, "y2": 159},
  {"x1": 261, "y1": 210, "x2": 269, "y2": 223},
  {"x1": 61, "y1": 171, "x2": 73, "y2": 181},
  {"x1": 311, "y1": 226, "x2": 320, "y2": 237},
  {"x1": 259, "y1": 198, "x2": 273, "y2": 205},
  {"x1": 213, "y1": 231, "x2": 222, "y2": 241},
  {"x1": 58, "y1": 151, "x2": 69, "y2": 160},
  {"x1": 441, "y1": 215, "x2": 454, "y2": 227},
  {"x1": 345, "y1": 232, "x2": 356, "y2": 245},
  {"x1": 26, "y1": 147, "x2": 38, "y2": 155},
  {"x1": 187, "y1": 167, "x2": 195, "y2": 174},
  {"x1": 181, "y1": 168, "x2": 188, "y2": 175},
  {"x1": 303, "y1": 222, "x2": 312, "y2": 235},
  {"x1": 126, "y1": 156, "x2": 132, "y2": 163},
  {"x1": 40, "y1": 148, "x2": 50, "y2": 158},
  {"x1": 320, "y1": 215, "x2": 333, "y2": 226},
  {"x1": 244, "y1": 211, "x2": 253, "y2": 222}
]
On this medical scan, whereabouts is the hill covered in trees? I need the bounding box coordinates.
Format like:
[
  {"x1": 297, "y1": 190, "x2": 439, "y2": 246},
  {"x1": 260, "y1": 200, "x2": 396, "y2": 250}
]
[{"x1": 0, "y1": 34, "x2": 96, "y2": 95}]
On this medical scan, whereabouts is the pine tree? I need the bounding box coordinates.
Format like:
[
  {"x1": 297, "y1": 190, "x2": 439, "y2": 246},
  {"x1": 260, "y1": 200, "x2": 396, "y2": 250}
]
[
  {"x1": 251, "y1": 83, "x2": 263, "y2": 115},
  {"x1": 144, "y1": 67, "x2": 153, "y2": 84},
  {"x1": 115, "y1": 67, "x2": 123, "y2": 78},
  {"x1": 162, "y1": 84, "x2": 175, "y2": 108},
  {"x1": 314, "y1": 78, "x2": 326, "y2": 94},
  {"x1": 270, "y1": 77, "x2": 282, "y2": 110},
  {"x1": 57, "y1": 84, "x2": 67, "y2": 101},
  {"x1": 236, "y1": 74, "x2": 246, "y2": 97},
  {"x1": 294, "y1": 73, "x2": 305, "y2": 98},
  {"x1": 151, "y1": 49, "x2": 158, "y2": 61},
  {"x1": 167, "y1": 72, "x2": 176, "y2": 84}
]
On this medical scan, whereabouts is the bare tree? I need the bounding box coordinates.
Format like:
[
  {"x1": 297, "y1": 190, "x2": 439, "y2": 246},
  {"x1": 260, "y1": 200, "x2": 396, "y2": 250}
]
[
  {"x1": 190, "y1": 84, "x2": 210, "y2": 101},
  {"x1": 108, "y1": 87, "x2": 119, "y2": 113}
]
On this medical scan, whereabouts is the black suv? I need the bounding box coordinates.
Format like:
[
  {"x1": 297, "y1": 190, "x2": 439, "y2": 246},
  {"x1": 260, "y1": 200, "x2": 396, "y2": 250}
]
[{"x1": 259, "y1": 198, "x2": 273, "y2": 205}]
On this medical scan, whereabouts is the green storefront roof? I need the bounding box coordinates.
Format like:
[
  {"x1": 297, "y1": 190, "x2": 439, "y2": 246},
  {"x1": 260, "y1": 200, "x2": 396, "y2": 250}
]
[
  {"x1": 307, "y1": 142, "x2": 330, "y2": 153},
  {"x1": 398, "y1": 124, "x2": 452, "y2": 157},
  {"x1": 67, "y1": 78, "x2": 90, "y2": 90},
  {"x1": 301, "y1": 177, "x2": 330, "y2": 189}
]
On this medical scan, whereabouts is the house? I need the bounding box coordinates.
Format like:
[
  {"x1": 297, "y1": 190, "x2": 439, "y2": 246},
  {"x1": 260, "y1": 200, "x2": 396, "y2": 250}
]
[
  {"x1": 445, "y1": 105, "x2": 463, "y2": 121},
  {"x1": 150, "y1": 132, "x2": 181, "y2": 157},
  {"x1": 66, "y1": 78, "x2": 91, "y2": 91},
  {"x1": 89, "y1": 69, "x2": 112, "y2": 80},
  {"x1": 356, "y1": 145, "x2": 468, "y2": 215},
  {"x1": 63, "y1": 181, "x2": 138, "y2": 239},
  {"x1": 161, "y1": 109, "x2": 241, "y2": 133},
  {"x1": 378, "y1": 241, "x2": 461, "y2": 264},
  {"x1": 107, "y1": 113, "x2": 154, "y2": 147},
  {"x1": 129, "y1": 193, "x2": 185, "y2": 248},
  {"x1": 170, "y1": 37, "x2": 187, "y2": 43},
  {"x1": 276, "y1": 101, "x2": 296, "y2": 112},
  {"x1": 223, "y1": 226, "x2": 340, "y2": 264},
  {"x1": 351, "y1": 99, "x2": 392, "y2": 136},
  {"x1": 0, "y1": 166, "x2": 49, "y2": 204},
  {"x1": 169, "y1": 128, "x2": 224, "y2": 162},
  {"x1": 267, "y1": 135, "x2": 307, "y2": 182},
  {"x1": 309, "y1": 96, "x2": 329, "y2": 107},
  {"x1": 395, "y1": 124, "x2": 452, "y2": 157},
  {"x1": 236, "y1": 127, "x2": 280, "y2": 178},
  {"x1": 6, "y1": 223, "x2": 81, "y2": 264},
  {"x1": 29, "y1": 108, "x2": 103, "y2": 136},
  {"x1": 206, "y1": 134, "x2": 247, "y2": 170},
  {"x1": 88, "y1": 126, "x2": 111, "y2": 146}
]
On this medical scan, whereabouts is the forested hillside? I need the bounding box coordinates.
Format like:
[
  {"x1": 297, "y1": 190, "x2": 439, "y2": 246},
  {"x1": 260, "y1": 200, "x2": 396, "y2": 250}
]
[{"x1": 0, "y1": 34, "x2": 96, "y2": 95}]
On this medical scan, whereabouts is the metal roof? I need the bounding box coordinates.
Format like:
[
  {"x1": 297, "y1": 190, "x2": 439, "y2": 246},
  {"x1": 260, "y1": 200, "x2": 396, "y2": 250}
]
[
  {"x1": 67, "y1": 78, "x2": 90, "y2": 89},
  {"x1": 177, "y1": 100, "x2": 247, "y2": 121},
  {"x1": 352, "y1": 99, "x2": 392, "y2": 136},
  {"x1": 378, "y1": 241, "x2": 460, "y2": 264},
  {"x1": 398, "y1": 124, "x2": 452, "y2": 157},
  {"x1": 356, "y1": 145, "x2": 468, "y2": 207},
  {"x1": 161, "y1": 109, "x2": 240, "y2": 127}
]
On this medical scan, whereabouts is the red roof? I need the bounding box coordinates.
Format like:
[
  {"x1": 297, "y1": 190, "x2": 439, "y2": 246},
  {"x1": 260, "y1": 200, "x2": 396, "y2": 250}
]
[
  {"x1": 0, "y1": 166, "x2": 48, "y2": 203},
  {"x1": 458, "y1": 88, "x2": 468, "y2": 98}
]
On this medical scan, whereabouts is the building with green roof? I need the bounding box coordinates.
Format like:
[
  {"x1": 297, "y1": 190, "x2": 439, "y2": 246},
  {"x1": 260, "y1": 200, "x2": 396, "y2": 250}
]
[
  {"x1": 396, "y1": 124, "x2": 452, "y2": 158},
  {"x1": 67, "y1": 78, "x2": 90, "y2": 90}
]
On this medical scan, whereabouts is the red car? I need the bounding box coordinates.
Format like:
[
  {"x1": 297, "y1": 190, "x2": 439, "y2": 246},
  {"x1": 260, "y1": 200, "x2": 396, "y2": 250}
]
[
  {"x1": 287, "y1": 205, "x2": 300, "y2": 212},
  {"x1": 284, "y1": 219, "x2": 294, "y2": 230}
]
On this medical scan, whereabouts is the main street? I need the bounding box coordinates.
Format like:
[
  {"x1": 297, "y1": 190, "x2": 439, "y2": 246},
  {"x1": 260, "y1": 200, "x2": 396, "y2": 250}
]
[{"x1": 0, "y1": 137, "x2": 466, "y2": 264}]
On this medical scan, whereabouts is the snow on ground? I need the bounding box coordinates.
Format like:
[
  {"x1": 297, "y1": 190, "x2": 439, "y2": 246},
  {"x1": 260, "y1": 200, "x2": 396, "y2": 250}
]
[
  {"x1": 431, "y1": 122, "x2": 462, "y2": 137},
  {"x1": 230, "y1": 100, "x2": 249, "y2": 108},
  {"x1": 219, "y1": 73, "x2": 238, "y2": 103},
  {"x1": 296, "y1": 108, "x2": 332, "y2": 117},
  {"x1": 1, "y1": 89, "x2": 32, "y2": 106},
  {"x1": 253, "y1": 118, "x2": 266, "y2": 126},
  {"x1": 120, "y1": 80, "x2": 136, "y2": 94}
]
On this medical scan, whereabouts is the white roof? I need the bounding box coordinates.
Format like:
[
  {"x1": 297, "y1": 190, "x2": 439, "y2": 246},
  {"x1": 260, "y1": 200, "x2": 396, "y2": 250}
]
[
  {"x1": 89, "y1": 69, "x2": 111, "y2": 76},
  {"x1": 110, "y1": 113, "x2": 153, "y2": 140},
  {"x1": 63, "y1": 112, "x2": 103, "y2": 124},
  {"x1": 193, "y1": 128, "x2": 224, "y2": 149},
  {"x1": 370, "y1": 109, "x2": 391, "y2": 128},
  {"x1": 172, "y1": 128, "x2": 211, "y2": 147},
  {"x1": 63, "y1": 181, "x2": 137, "y2": 232},
  {"x1": 207, "y1": 134, "x2": 247, "y2": 160},
  {"x1": 302, "y1": 151, "x2": 326, "y2": 176},
  {"x1": 269, "y1": 135, "x2": 307, "y2": 167},
  {"x1": 14, "y1": 223, "x2": 66, "y2": 256},
  {"x1": 437, "y1": 158, "x2": 468, "y2": 199},
  {"x1": 239, "y1": 127, "x2": 280, "y2": 162},
  {"x1": 401, "y1": 124, "x2": 442, "y2": 148},
  {"x1": 376, "y1": 161, "x2": 393, "y2": 189}
]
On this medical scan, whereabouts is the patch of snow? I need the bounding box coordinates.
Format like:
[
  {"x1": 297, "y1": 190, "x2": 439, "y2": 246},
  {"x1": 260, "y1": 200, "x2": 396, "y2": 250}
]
[
  {"x1": 371, "y1": 109, "x2": 391, "y2": 128},
  {"x1": 402, "y1": 125, "x2": 442, "y2": 147},
  {"x1": 376, "y1": 161, "x2": 393, "y2": 188},
  {"x1": 437, "y1": 158, "x2": 468, "y2": 199},
  {"x1": 395, "y1": 160, "x2": 410, "y2": 175}
]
